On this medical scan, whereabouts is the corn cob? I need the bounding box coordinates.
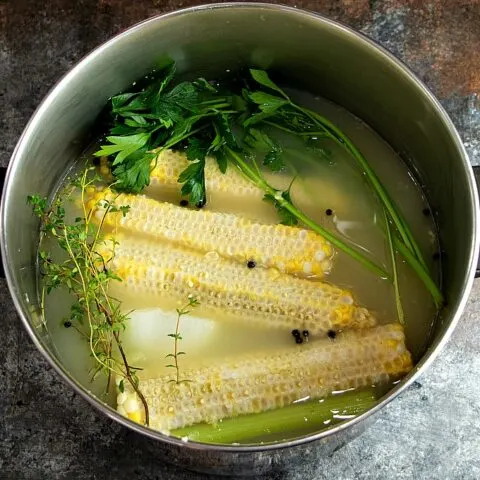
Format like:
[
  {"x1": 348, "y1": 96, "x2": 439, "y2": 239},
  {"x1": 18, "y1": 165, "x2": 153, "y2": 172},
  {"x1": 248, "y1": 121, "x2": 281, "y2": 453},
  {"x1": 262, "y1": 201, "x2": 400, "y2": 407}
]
[
  {"x1": 148, "y1": 150, "x2": 325, "y2": 223},
  {"x1": 148, "y1": 150, "x2": 263, "y2": 202},
  {"x1": 116, "y1": 323, "x2": 412, "y2": 432},
  {"x1": 86, "y1": 188, "x2": 334, "y2": 277},
  {"x1": 98, "y1": 234, "x2": 375, "y2": 335}
]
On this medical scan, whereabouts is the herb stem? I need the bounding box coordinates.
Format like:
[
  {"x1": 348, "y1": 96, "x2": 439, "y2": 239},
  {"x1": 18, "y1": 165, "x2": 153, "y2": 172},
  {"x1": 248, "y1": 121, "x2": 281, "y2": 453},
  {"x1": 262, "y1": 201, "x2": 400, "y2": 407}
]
[
  {"x1": 281, "y1": 200, "x2": 388, "y2": 278},
  {"x1": 30, "y1": 172, "x2": 150, "y2": 426},
  {"x1": 40, "y1": 285, "x2": 47, "y2": 328},
  {"x1": 173, "y1": 309, "x2": 182, "y2": 384},
  {"x1": 384, "y1": 209, "x2": 405, "y2": 324},
  {"x1": 225, "y1": 148, "x2": 269, "y2": 190},
  {"x1": 62, "y1": 227, "x2": 108, "y2": 374},
  {"x1": 166, "y1": 297, "x2": 198, "y2": 385},
  {"x1": 97, "y1": 300, "x2": 150, "y2": 425},
  {"x1": 152, "y1": 125, "x2": 209, "y2": 155},
  {"x1": 298, "y1": 105, "x2": 428, "y2": 271},
  {"x1": 393, "y1": 236, "x2": 443, "y2": 307},
  {"x1": 262, "y1": 120, "x2": 330, "y2": 138},
  {"x1": 226, "y1": 147, "x2": 389, "y2": 279}
]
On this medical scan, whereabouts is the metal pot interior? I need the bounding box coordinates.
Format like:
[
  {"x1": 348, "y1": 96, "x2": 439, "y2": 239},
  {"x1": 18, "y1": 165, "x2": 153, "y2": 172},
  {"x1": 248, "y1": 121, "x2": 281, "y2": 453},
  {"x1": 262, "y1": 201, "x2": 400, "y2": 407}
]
[{"x1": 1, "y1": 3, "x2": 477, "y2": 454}]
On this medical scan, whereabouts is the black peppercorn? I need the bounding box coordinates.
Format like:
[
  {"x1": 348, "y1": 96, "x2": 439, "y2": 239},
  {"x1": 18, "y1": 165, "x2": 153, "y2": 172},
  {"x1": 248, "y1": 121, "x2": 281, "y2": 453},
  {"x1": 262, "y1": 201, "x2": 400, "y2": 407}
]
[
  {"x1": 302, "y1": 330, "x2": 309, "y2": 338},
  {"x1": 422, "y1": 208, "x2": 431, "y2": 216},
  {"x1": 196, "y1": 199, "x2": 206, "y2": 209},
  {"x1": 325, "y1": 208, "x2": 333, "y2": 216},
  {"x1": 179, "y1": 199, "x2": 189, "y2": 207},
  {"x1": 247, "y1": 260, "x2": 256, "y2": 269},
  {"x1": 295, "y1": 336, "x2": 303, "y2": 344},
  {"x1": 64, "y1": 321, "x2": 72, "y2": 328},
  {"x1": 327, "y1": 329, "x2": 336, "y2": 339},
  {"x1": 291, "y1": 329, "x2": 300, "y2": 337}
]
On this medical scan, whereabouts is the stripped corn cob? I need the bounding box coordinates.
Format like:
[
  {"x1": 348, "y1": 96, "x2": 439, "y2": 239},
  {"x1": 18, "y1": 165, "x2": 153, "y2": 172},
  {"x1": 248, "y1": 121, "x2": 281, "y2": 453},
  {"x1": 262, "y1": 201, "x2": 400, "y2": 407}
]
[
  {"x1": 148, "y1": 151, "x2": 335, "y2": 212},
  {"x1": 98, "y1": 235, "x2": 375, "y2": 335},
  {"x1": 149, "y1": 150, "x2": 263, "y2": 202},
  {"x1": 87, "y1": 188, "x2": 334, "y2": 277},
  {"x1": 116, "y1": 323, "x2": 412, "y2": 432}
]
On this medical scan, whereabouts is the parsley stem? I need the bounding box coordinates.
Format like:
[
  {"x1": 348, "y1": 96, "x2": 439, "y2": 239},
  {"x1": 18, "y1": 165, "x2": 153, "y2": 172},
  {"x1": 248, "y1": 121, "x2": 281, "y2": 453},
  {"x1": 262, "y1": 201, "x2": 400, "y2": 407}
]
[
  {"x1": 152, "y1": 125, "x2": 209, "y2": 154},
  {"x1": 225, "y1": 148, "x2": 269, "y2": 190},
  {"x1": 393, "y1": 236, "x2": 443, "y2": 307},
  {"x1": 298, "y1": 105, "x2": 443, "y2": 304},
  {"x1": 265, "y1": 103, "x2": 440, "y2": 304},
  {"x1": 298, "y1": 105, "x2": 428, "y2": 271},
  {"x1": 225, "y1": 147, "x2": 389, "y2": 279},
  {"x1": 280, "y1": 200, "x2": 388, "y2": 279},
  {"x1": 200, "y1": 98, "x2": 229, "y2": 105},
  {"x1": 384, "y1": 209, "x2": 405, "y2": 324},
  {"x1": 264, "y1": 114, "x2": 443, "y2": 307},
  {"x1": 262, "y1": 120, "x2": 329, "y2": 138}
]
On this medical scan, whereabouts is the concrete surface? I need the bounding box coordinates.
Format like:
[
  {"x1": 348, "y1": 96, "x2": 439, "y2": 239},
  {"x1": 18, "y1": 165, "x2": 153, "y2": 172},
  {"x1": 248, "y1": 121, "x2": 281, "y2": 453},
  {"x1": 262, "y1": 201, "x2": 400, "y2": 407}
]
[{"x1": 1, "y1": 1, "x2": 479, "y2": 479}]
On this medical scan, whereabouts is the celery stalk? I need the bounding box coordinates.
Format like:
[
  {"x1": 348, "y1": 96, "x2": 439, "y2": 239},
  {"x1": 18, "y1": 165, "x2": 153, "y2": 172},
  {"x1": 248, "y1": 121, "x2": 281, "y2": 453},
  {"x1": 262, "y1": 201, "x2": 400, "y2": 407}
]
[{"x1": 171, "y1": 390, "x2": 376, "y2": 444}]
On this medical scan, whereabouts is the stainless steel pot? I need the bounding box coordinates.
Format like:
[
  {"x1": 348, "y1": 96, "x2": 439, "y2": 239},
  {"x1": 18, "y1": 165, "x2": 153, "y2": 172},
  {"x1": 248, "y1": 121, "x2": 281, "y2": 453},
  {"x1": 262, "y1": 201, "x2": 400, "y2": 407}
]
[{"x1": 1, "y1": 3, "x2": 479, "y2": 476}]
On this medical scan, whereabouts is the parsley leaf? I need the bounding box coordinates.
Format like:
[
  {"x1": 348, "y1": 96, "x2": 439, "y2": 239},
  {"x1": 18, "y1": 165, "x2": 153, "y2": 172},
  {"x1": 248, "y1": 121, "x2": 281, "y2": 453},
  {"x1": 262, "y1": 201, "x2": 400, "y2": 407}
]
[
  {"x1": 111, "y1": 148, "x2": 155, "y2": 193},
  {"x1": 156, "y1": 62, "x2": 177, "y2": 96},
  {"x1": 213, "y1": 150, "x2": 228, "y2": 174},
  {"x1": 249, "y1": 92, "x2": 289, "y2": 114},
  {"x1": 249, "y1": 69, "x2": 290, "y2": 100},
  {"x1": 178, "y1": 159, "x2": 206, "y2": 206},
  {"x1": 153, "y1": 82, "x2": 199, "y2": 127},
  {"x1": 180, "y1": 135, "x2": 228, "y2": 204},
  {"x1": 243, "y1": 92, "x2": 289, "y2": 127},
  {"x1": 263, "y1": 191, "x2": 298, "y2": 226},
  {"x1": 95, "y1": 133, "x2": 151, "y2": 166},
  {"x1": 193, "y1": 78, "x2": 218, "y2": 93},
  {"x1": 214, "y1": 113, "x2": 237, "y2": 149},
  {"x1": 244, "y1": 129, "x2": 284, "y2": 172},
  {"x1": 208, "y1": 128, "x2": 228, "y2": 173},
  {"x1": 186, "y1": 137, "x2": 209, "y2": 162},
  {"x1": 111, "y1": 92, "x2": 140, "y2": 112}
]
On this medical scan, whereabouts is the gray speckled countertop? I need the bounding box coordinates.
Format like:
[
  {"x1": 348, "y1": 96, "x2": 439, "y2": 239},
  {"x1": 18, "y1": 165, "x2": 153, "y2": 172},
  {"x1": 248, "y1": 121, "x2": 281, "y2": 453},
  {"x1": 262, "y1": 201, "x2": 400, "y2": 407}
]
[{"x1": 1, "y1": 1, "x2": 480, "y2": 479}]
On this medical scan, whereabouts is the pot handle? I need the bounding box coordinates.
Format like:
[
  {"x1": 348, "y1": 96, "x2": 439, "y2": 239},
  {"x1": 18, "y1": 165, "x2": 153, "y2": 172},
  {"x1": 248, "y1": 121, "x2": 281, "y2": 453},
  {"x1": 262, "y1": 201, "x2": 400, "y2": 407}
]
[
  {"x1": 0, "y1": 166, "x2": 6, "y2": 278},
  {"x1": 474, "y1": 166, "x2": 480, "y2": 278}
]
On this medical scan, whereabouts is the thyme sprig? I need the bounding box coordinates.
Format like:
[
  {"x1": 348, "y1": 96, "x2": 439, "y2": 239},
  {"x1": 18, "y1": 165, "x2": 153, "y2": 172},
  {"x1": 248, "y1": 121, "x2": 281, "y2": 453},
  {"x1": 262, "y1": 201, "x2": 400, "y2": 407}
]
[
  {"x1": 27, "y1": 168, "x2": 149, "y2": 425},
  {"x1": 166, "y1": 296, "x2": 199, "y2": 385}
]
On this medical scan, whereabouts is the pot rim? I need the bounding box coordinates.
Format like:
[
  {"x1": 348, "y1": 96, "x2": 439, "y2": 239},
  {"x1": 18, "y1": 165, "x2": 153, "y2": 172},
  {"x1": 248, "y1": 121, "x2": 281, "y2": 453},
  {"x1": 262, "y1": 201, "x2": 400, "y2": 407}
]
[{"x1": 2, "y1": 2, "x2": 478, "y2": 453}]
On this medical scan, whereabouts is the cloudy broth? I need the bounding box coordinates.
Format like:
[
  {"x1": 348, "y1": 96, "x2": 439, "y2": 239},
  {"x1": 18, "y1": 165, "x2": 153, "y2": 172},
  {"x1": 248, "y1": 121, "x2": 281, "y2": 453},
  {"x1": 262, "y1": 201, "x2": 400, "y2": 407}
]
[{"x1": 40, "y1": 89, "x2": 439, "y2": 444}]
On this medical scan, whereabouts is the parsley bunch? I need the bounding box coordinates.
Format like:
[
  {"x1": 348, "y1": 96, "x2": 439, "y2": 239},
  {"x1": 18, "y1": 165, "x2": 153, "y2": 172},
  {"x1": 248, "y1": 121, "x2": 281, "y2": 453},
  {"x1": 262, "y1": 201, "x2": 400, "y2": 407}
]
[
  {"x1": 95, "y1": 63, "x2": 443, "y2": 308},
  {"x1": 95, "y1": 64, "x2": 239, "y2": 203}
]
